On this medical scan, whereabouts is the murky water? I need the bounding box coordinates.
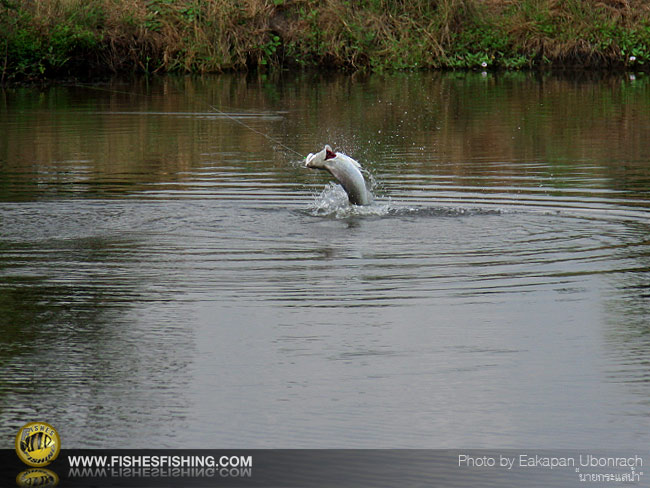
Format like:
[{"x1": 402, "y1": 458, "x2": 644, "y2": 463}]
[{"x1": 0, "y1": 72, "x2": 648, "y2": 448}]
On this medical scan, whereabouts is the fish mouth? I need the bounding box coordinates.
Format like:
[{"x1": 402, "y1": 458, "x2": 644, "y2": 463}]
[{"x1": 305, "y1": 145, "x2": 336, "y2": 168}]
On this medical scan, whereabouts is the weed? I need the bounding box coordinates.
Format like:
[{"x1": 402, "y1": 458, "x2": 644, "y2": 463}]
[
  {"x1": 3, "y1": 0, "x2": 650, "y2": 81},
  {"x1": 259, "y1": 35, "x2": 282, "y2": 66}
]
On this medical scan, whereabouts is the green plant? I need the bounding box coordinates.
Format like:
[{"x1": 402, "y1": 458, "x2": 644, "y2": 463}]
[{"x1": 258, "y1": 34, "x2": 281, "y2": 66}]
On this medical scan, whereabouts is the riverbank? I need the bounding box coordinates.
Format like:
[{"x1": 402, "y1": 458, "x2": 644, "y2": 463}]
[{"x1": 1, "y1": 0, "x2": 649, "y2": 81}]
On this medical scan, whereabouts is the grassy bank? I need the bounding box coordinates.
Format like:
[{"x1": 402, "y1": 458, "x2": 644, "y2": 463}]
[{"x1": 2, "y1": 0, "x2": 650, "y2": 81}]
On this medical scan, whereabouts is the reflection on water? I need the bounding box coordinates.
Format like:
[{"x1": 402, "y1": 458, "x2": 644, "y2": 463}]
[{"x1": 0, "y1": 72, "x2": 649, "y2": 448}]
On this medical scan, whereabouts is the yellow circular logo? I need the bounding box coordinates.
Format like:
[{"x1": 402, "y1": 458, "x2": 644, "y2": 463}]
[{"x1": 15, "y1": 422, "x2": 61, "y2": 467}]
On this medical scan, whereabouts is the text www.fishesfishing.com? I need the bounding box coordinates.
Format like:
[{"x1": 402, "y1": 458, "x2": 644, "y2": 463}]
[{"x1": 67, "y1": 454, "x2": 253, "y2": 479}]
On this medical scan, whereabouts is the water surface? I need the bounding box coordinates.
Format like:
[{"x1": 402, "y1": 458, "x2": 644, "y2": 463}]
[{"x1": 0, "y1": 72, "x2": 649, "y2": 448}]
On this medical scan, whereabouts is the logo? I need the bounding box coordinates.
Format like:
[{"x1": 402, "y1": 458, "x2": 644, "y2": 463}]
[{"x1": 15, "y1": 422, "x2": 61, "y2": 467}]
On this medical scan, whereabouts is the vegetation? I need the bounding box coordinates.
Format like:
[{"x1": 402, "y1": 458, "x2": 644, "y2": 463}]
[{"x1": 2, "y1": 0, "x2": 650, "y2": 81}]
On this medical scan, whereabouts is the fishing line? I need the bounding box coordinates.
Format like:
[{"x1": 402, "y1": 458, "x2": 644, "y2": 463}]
[
  {"x1": 207, "y1": 104, "x2": 303, "y2": 158},
  {"x1": 72, "y1": 82, "x2": 304, "y2": 159}
]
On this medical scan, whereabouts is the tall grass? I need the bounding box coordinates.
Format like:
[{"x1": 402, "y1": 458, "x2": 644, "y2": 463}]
[{"x1": 1, "y1": 0, "x2": 650, "y2": 81}]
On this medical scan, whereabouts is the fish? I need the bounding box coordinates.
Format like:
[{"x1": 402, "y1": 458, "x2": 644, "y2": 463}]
[{"x1": 305, "y1": 145, "x2": 371, "y2": 205}]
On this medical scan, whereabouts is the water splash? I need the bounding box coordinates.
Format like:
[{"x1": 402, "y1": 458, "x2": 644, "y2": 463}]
[
  {"x1": 307, "y1": 183, "x2": 391, "y2": 218},
  {"x1": 306, "y1": 182, "x2": 507, "y2": 219}
]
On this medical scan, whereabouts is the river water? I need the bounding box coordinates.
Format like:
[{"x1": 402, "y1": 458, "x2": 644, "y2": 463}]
[{"x1": 0, "y1": 72, "x2": 648, "y2": 449}]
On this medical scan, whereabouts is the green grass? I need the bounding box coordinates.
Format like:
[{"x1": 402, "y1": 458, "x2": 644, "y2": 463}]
[{"x1": 1, "y1": 0, "x2": 650, "y2": 82}]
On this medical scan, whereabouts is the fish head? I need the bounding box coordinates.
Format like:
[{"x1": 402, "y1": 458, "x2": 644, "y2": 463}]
[{"x1": 305, "y1": 145, "x2": 336, "y2": 169}]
